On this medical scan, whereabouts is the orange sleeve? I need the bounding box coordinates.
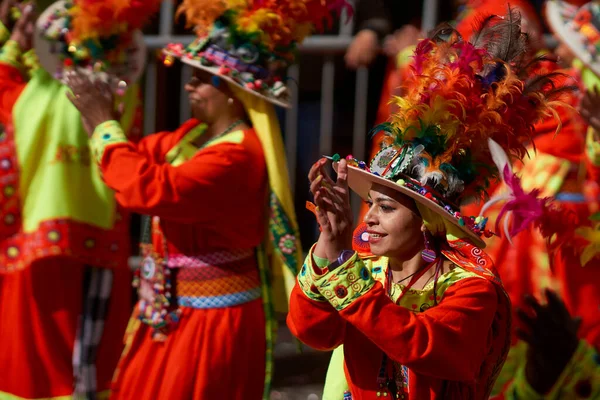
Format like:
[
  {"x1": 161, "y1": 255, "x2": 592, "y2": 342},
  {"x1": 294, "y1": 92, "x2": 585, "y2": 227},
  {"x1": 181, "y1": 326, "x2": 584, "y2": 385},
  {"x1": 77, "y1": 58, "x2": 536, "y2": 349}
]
[
  {"x1": 338, "y1": 277, "x2": 498, "y2": 381},
  {"x1": 287, "y1": 284, "x2": 347, "y2": 351},
  {"x1": 90, "y1": 121, "x2": 261, "y2": 223},
  {"x1": 0, "y1": 63, "x2": 25, "y2": 124}
]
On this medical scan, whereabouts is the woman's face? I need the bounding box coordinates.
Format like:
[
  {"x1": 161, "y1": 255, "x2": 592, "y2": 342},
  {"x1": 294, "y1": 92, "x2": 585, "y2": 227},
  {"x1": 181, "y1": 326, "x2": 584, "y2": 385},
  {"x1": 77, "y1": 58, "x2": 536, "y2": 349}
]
[
  {"x1": 363, "y1": 184, "x2": 424, "y2": 258},
  {"x1": 184, "y1": 69, "x2": 231, "y2": 122}
]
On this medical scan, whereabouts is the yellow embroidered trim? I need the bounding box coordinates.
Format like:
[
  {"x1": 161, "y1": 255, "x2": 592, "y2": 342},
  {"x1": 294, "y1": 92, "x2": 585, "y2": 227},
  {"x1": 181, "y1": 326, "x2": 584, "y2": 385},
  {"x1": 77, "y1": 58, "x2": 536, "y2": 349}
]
[
  {"x1": 587, "y1": 127, "x2": 600, "y2": 167},
  {"x1": 0, "y1": 39, "x2": 22, "y2": 68},
  {"x1": 315, "y1": 253, "x2": 375, "y2": 311},
  {"x1": 22, "y1": 49, "x2": 41, "y2": 76},
  {"x1": 0, "y1": 21, "x2": 9, "y2": 45},
  {"x1": 297, "y1": 244, "x2": 328, "y2": 302},
  {"x1": 90, "y1": 120, "x2": 127, "y2": 164}
]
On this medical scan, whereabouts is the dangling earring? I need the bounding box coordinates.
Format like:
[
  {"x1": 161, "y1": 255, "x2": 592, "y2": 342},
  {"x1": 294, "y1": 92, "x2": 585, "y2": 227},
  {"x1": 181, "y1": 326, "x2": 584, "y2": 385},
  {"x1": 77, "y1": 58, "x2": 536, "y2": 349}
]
[
  {"x1": 421, "y1": 229, "x2": 438, "y2": 263},
  {"x1": 227, "y1": 98, "x2": 234, "y2": 106}
]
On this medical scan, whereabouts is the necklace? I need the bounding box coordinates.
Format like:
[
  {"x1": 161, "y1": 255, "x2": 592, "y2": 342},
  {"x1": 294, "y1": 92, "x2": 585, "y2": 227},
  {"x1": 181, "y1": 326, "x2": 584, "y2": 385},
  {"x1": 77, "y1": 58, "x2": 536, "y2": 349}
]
[
  {"x1": 388, "y1": 264, "x2": 428, "y2": 285},
  {"x1": 200, "y1": 118, "x2": 246, "y2": 149}
]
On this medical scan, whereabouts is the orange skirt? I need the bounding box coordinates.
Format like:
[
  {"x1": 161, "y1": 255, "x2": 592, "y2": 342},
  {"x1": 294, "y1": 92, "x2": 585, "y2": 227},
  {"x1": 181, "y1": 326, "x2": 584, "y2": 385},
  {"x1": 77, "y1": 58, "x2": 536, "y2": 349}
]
[
  {"x1": 0, "y1": 257, "x2": 132, "y2": 399},
  {"x1": 110, "y1": 298, "x2": 266, "y2": 400}
]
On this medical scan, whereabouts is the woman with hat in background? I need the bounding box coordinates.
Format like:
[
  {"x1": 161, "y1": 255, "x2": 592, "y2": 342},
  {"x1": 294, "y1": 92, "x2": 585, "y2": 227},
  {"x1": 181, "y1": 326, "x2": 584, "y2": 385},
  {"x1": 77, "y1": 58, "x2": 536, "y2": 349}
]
[
  {"x1": 66, "y1": 1, "x2": 351, "y2": 398},
  {"x1": 480, "y1": 1, "x2": 600, "y2": 398},
  {"x1": 0, "y1": 0, "x2": 152, "y2": 398},
  {"x1": 287, "y1": 13, "x2": 575, "y2": 399}
]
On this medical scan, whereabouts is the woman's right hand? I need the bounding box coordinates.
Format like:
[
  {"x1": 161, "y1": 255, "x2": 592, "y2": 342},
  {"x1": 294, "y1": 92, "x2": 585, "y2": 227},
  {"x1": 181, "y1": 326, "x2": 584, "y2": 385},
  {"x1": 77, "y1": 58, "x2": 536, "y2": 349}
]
[
  {"x1": 8, "y1": 2, "x2": 35, "y2": 51},
  {"x1": 65, "y1": 71, "x2": 117, "y2": 136},
  {"x1": 309, "y1": 158, "x2": 354, "y2": 263}
]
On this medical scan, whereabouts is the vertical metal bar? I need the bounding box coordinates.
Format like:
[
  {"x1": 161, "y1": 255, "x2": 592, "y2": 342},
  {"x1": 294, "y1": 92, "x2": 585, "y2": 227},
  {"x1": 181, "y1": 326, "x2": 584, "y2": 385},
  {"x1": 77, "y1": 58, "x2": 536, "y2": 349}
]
[
  {"x1": 319, "y1": 56, "x2": 335, "y2": 156},
  {"x1": 285, "y1": 64, "x2": 300, "y2": 192},
  {"x1": 422, "y1": 0, "x2": 439, "y2": 32},
  {"x1": 143, "y1": 58, "x2": 157, "y2": 135},
  {"x1": 338, "y1": 0, "x2": 355, "y2": 36},
  {"x1": 179, "y1": 64, "x2": 193, "y2": 124},
  {"x1": 351, "y1": 67, "x2": 369, "y2": 219},
  {"x1": 159, "y1": 1, "x2": 174, "y2": 37}
]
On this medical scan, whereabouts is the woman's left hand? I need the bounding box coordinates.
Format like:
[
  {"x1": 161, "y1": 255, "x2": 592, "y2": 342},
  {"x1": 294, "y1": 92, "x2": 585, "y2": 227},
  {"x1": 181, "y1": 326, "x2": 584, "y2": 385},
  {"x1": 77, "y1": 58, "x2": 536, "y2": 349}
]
[
  {"x1": 65, "y1": 71, "x2": 116, "y2": 137},
  {"x1": 516, "y1": 289, "x2": 581, "y2": 394},
  {"x1": 309, "y1": 158, "x2": 354, "y2": 263}
]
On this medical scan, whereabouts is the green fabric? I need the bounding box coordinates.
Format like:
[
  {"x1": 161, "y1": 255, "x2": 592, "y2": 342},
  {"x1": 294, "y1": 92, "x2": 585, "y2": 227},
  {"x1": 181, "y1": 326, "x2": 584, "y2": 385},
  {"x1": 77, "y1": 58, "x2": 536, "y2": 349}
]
[
  {"x1": 90, "y1": 120, "x2": 128, "y2": 164},
  {"x1": 0, "y1": 21, "x2": 9, "y2": 45},
  {"x1": 14, "y1": 68, "x2": 116, "y2": 232},
  {"x1": 323, "y1": 346, "x2": 349, "y2": 400}
]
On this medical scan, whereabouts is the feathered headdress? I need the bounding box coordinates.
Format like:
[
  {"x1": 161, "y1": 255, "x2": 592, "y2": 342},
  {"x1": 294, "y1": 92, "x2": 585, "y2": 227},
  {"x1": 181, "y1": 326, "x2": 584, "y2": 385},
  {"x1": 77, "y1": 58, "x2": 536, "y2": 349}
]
[
  {"x1": 165, "y1": 0, "x2": 351, "y2": 107},
  {"x1": 374, "y1": 9, "x2": 572, "y2": 203},
  {"x1": 343, "y1": 7, "x2": 574, "y2": 247},
  {"x1": 69, "y1": 0, "x2": 163, "y2": 42},
  {"x1": 35, "y1": 0, "x2": 162, "y2": 84}
]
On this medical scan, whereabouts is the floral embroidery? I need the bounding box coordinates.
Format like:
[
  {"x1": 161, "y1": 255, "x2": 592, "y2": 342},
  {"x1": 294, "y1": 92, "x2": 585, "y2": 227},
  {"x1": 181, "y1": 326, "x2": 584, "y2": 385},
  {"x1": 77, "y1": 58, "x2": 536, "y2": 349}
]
[
  {"x1": 315, "y1": 254, "x2": 375, "y2": 311},
  {"x1": 90, "y1": 120, "x2": 128, "y2": 164}
]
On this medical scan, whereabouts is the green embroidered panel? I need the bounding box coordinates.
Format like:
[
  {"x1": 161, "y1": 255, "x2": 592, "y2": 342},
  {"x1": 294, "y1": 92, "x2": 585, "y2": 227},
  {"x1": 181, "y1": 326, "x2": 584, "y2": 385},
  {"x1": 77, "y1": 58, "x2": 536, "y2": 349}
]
[
  {"x1": 269, "y1": 192, "x2": 300, "y2": 275},
  {"x1": 90, "y1": 120, "x2": 127, "y2": 164},
  {"x1": 316, "y1": 254, "x2": 375, "y2": 311}
]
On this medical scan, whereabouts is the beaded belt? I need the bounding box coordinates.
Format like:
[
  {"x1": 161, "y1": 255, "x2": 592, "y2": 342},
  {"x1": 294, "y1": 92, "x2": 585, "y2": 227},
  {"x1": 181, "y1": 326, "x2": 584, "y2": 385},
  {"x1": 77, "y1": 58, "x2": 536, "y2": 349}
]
[
  {"x1": 135, "y1": 247, "x2": 261, "y2": 340},
  {"x1": 173, "y1": 249, "x2": 262, "y2": 309}
]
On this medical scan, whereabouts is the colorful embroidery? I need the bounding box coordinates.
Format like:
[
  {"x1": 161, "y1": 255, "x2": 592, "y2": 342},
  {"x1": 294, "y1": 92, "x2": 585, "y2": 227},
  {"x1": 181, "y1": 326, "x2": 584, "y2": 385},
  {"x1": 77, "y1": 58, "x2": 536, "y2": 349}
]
[
  {"x1": 269, "y1": 191, "x2": 300, "y2": 275},
  {"x1": 50, "y1": 144, "x2": 91, "y2": 166},
  {"x1": 315, "y1": 254, "x2": 376, "y2": 311},
  {"x1": 90, "y1": 120, "x2": 128, "y2": 164},
  {"x1": 587, "y1": 127, "x2": 600, "y2": 166}
]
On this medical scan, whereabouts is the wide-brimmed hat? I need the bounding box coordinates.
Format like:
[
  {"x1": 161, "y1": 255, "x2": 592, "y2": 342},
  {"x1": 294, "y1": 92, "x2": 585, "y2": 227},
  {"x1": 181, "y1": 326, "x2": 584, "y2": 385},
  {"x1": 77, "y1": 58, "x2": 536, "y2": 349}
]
[
  {"x1": 163, "y1": 0, "x2": 352, "y2": 108},
  {"x1": 342, "y1": 9, "x2": 571, "y2": 248},
  {"x1": 34, "y1": 0, "x2": 161, "y2": 86},
  {"x1": 545, "y1": 0, "x2": 600, "y2": 76}
]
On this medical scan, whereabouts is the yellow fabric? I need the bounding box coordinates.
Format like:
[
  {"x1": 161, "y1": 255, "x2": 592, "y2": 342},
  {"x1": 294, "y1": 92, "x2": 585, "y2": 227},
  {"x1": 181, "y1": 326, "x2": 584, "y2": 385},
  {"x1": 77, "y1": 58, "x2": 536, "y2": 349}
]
[
  {"x1": 228, "y1": 83, "x2": 301, "y2": 314},
  {"x1": 415, "y1": 202, "x2": 469, "y2": 242},
  {"x1": 0, "y1": 21, "x2": 9, "y2": 45},
  {"x1": 14, "y1": 68, "x2": 140, "y2": 232},
  {"x1": 0, "y1": 391, "x2": 110, "y2": 400}
]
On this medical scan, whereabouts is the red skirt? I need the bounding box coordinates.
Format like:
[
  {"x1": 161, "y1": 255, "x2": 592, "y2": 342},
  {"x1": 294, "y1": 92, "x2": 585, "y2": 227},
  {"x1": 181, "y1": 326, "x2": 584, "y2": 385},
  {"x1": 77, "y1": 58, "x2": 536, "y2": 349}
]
[
  {"x1": 110, "y1": 298, "x2": 266, "y2": 400},
  {"x1": 0, "y1": 257, "x2": 131, "y2": 399}
]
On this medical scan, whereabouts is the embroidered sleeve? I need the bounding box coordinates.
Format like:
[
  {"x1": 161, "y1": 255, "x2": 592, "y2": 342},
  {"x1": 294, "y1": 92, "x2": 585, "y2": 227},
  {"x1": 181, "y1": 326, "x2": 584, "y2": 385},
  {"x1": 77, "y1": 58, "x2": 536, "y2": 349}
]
[
  {"x1": 0, "y1": 39, "x2": 21, "y2": 68},
  {"x1": 90, "y1": 120, "x2": 128, "y2": 164},
  {"x1": 586, "y1": 127, "x2": 600, "y2": 167},
  {"x1": 508, "y1": 340, "x2": 600, "y2": 400},
  {"x1": 297, "y1": 244, "x2": 329, "y2": 302},
  {"x1": 0, "y1": 21, "x2": 9, "y2": 45},
  {"x1": 22, "y1": 49, "x2": 40, "y2": 77},
  {"x1": 313, "y1": 253, "x2": 376, "y2": 311}
]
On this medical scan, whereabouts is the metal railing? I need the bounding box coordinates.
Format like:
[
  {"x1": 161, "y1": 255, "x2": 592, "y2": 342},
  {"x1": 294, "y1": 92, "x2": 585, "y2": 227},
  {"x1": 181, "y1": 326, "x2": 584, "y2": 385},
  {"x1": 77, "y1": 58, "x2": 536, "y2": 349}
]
[{"x1": 128, "y1": 1, "x2": 440, "y2": 268}]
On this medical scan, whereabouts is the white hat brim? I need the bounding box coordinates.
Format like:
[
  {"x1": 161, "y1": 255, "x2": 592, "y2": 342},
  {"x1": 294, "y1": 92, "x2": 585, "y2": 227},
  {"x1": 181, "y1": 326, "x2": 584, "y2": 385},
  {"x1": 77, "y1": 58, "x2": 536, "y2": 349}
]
[
  {"x1": 546, "y1": 0, "x2": 600, "y2": 77},
  {"x1": 346, "y1": 165, "x2": 486, "y2": 248},
  {"x1": 165, "y1": 50, "x2": 291, "y2": 109},
  {"x1": 34, "y1": 0, "x2": 147, "y2": 84}
]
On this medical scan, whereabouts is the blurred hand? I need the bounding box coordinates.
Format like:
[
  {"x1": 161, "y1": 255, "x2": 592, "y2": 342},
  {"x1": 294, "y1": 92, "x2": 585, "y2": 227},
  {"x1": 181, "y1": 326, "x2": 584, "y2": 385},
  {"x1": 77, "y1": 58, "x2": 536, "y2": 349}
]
[
  {"x1": 580, "y1": 86, "x2": 600, "y2": 140},
  {"x1": 65, "y1": 71, "x2": 116, "y2": 136},
  {"x1": 9, "y1": 2, "x2": 34, "y2": 51},
  {"x1": 0, "y1": 0, "x2": 18, "y2": 29},
  {"x1": 345, "y1": 29, "x2": 379, "y2": 70},
  {"x1": 516, "y1": 289, "x2": 581, "y2": 394},
  {"x1": 309, "y1": 158, "x2": 353, "y2": 262},
  {"x1": 383, "y1": 25, "x2": 421, "y2": 58}
]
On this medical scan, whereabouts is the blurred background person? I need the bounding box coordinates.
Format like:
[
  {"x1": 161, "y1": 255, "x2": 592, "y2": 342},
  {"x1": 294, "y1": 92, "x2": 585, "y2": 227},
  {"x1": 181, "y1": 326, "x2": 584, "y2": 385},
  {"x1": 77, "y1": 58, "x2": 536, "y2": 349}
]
[{"x1": 0, "y1": 0, "x2": 152, "y2": 398}]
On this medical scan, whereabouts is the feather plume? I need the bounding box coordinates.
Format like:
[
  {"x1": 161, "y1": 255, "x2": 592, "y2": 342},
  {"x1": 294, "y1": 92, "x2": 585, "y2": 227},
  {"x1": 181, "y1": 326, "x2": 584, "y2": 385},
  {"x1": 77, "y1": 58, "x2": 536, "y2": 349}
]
[{"x1": 70, "y1": 0, "x2": 163, "y2": 42}]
